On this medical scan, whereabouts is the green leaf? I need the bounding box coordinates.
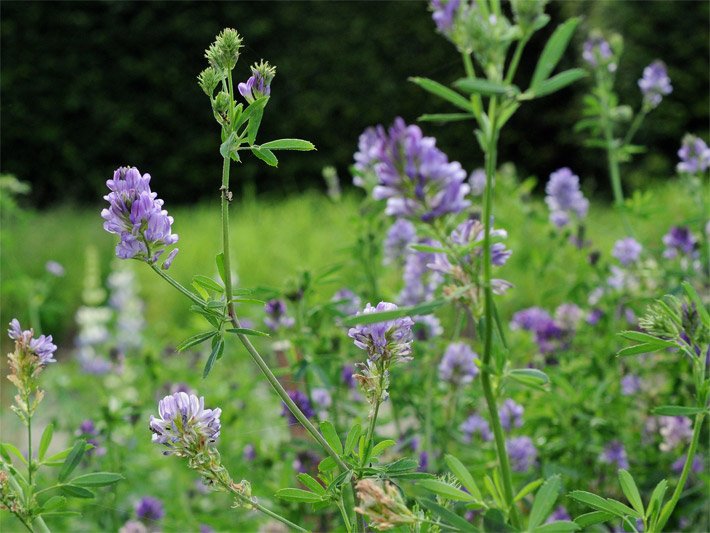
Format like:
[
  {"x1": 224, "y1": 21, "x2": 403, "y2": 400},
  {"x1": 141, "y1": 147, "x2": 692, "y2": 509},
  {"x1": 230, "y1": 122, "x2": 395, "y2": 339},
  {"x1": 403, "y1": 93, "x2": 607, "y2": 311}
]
[
  {"x1": 69, "y1": 472, "x2": 124, "y2": 487},
  {"x1": 618, "y1": 470, "x2": 644, "y2": 517},
  {"x1": 371, "y1": 439, "x2": 396, "y2": 458},
  {"x1": 515, "y1": 478, "x2": 544, "y2": 502},
  {"x1": 646, "y1": 479, "x2": 667, "y2": 522},
  {"x1": 682, "y1": 281, "x2": 710, "y2": 327},
  {"x1": 652, "y1": 405, "x2": 706, "y2": 416},
  {"x1": 226, "y1": 328, "x2": 270, "y2": 338},
  {"x1": 344, "y1": 423, "x2": 361, "y2": 456},
  {"x1": 483, "y1": 509, "x2": 514, "y2": 532},
  {"x1": 342, "y1": 299, "x2": 445, "y2": 327},
  {"x1": 251, "y1": 147, "x2": 278, "y2": 167},
  {"x1": 60, "y1": 484, "x2": 94, "y2": 499},
  {"x1": 444, "y1": 455, "x2": 482, "y2": 501},
  {"x1": 1, "y1": 443, "x2": 28, "y2": 465},
  {"x1": 418, "y1": 498, "x2": 479, "y2": 532},
  {"x1": 260, "y1": 139, "x2": 315, "y2": 151},
  {"x1": 275, "y1": 488, "x2": 323, "y2": 503},
  {"x1": 40, "y1": 496, "x2": 66, "y2": 513},
  {"x1": 529, "y1": 475, "x2": 562, "y2": 529},
  {"x1": 409, "y1": 243, "x2": 448, "y2": 254},
  {"x1": 297, "y1": 473, "x2": 326, "y2": 495},
  {"x1": 215, "y1": 253, "x2": 226, "y2": 285},
  {"x1": 386, "y1": 458, "x2": 420, "y2": 473},
  {"x1": 192, "y1": 275, "x2": 224, "y2": 294},
  {"x1": 573, "y1": 511, "x2": 615, "y2": 528},
  {"x1": 202, "y1": 336, "x2": 224, "y2": 378},
  {"x1": 454, "y1": 77, "x2": 518, "y2": 97},
  {"x1": 176, "y1": 331, "x2": 217, "y2": 352},
  {"x1": 618, "y1": 331, "x2": 675, "y2": 346},
  {"x1": 246, "y1": 99, "x2": 268, "y2": 145},
  {"x1": 38, "y1": 423, "x2": 54, "y2": 461},
  {"x1": 417, "y1": 479, "x2": 476, "y2": 502},
  {"x1": 533, "y1": 521, "x2": 580, "y2": 533},
  {"x1": 418, "y1": 113, "x2": 474, "y2": 123},
  {"x1": 409, "y1": 77, "x2": 473, "y2": 112},
  {"x1": 219, "y1": 131, "x2": 237, "y2": 159},
  {"x1": 318, "y1": 456, "x2": 338, "y2": 473},
  {"x1": 530, "y1": 18, "x2": 581, "y2": 89},
  {"x1": 320, "y1": 421, "x2": 343, "y2": 456},
  {"x1": 568, "y1": 491, "x2": 639, "y2": 519},
  {"x1": 58, "y1": 440, "x2": 86, "y2": 482},
  {"x1": 531, "y1": 68, "x2": 587, "y2": 97},
  {"x1": 508, "y1": 368, "x2": 549, "y2": 388},
  {"x1": 617, "y1": 343, "x2": 672, "y2": 357}
]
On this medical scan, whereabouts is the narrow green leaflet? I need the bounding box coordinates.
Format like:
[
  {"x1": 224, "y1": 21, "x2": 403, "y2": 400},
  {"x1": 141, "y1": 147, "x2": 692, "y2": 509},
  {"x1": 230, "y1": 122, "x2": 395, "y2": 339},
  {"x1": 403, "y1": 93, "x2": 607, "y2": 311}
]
[
  {"x1": 342, "y1": 299, "x2": 445, "y2": 327},
  {"x1": 176, "y1": 331, "x2": 217, "y2": 353},
  {"x1": 418, "y1": 113, "x2": 474, "y2": 123},
  {"x1": 682, "y1": 281, "x2": 710, "y2": 326},
  {"x1": 320, "y1": 421, "x2": 343, "y2": 455},
  {"x1": 529, "y1": 475, "x2": 562, "y2": 529},
  {"x1": 617, "y1": 342, "x2": 674, "y2": 357},
  {"x1": 514, "y1": 478, "x2": 544, "y2": 502},
  {"x1": 533, "y1": 521, "x2": 580, "y2": 533},
  {"x1": 226, "y1": 328, "x2": 270, "y2": 338},
  {"x1": 618, "y1": 470, "x2": 644, "y2": 517},
  {"x1": 371, "y1": 439, "x2": 396, "y2": 457},
  {"x1": 192, "y1": 275, "x2": 224, "y2": 294},
  {"x1": 344, "y1": 423, "x2": 361, "y2": 456},
  {"x1": 530, "y1": 18, "x2": 581, "y2": 89},
  {"x1": 418, "y1": 479, "x2": 477, "y2": 502},
  {"x1": 251, "y1": 147, "x2": 278, "y2": 167},
  {"x1": 60, "y1": 484, "x2": 95, "y2": 499},
  {"x1": 646, "y1": 479, "x2": 667, "y2": 522},
  {"x1": 275, "y1": 487, "x2": 324, "y2": 503},
  {"x1": 215, "y1": 253, "x2": 226, "y2": 285},
  {"x1": 652, "y1": 405, "x2": 706, "y2": 416},
  {"x1": 38, "y1": 423, "x2": 54, "y2": 461},
  {"x1": 444, "y1": 454, "x2": 482, "y2": 501},
  {"x1": 58, "y1": 439, "x2": 86, "y2": 482},
  {"x1": 260, "y1": 139, "x2": 315, "y2": 151},
  {"x1": 573, "y1": 511, "x2": 615, "y2": 528},
  {"x1": 70, "y1": 472, "x2": 124, "y2": 487},
  {"x1": 234, "y1": 96, "x2": 268, "y2": 131},
  {"x1": 1, "y1": 442, "x2": 28, "y2": 465},
  {"x1": 409, "y1": 77, "x2": 473, "y2": 112},
  {"x1": 531, "y1": 69, "x2": 587, "y2": 98},
  {"x1": 202, "y1": 336, "x2": 225, "y2": 378},
  {"x1": 418, "y1": 498, "x2": 479, "y2": 532},
  {"x1": 618, "y1": 331, "x2": 675, "y2": 345},
  {"x1": 219, "y1": 131, "x2": 238, "y2": 159},
  {"x1": 568, "y1": 491, "x2": 639, "y2": 519},
  {"x1": 297, "y1": 473, "x2": 326, "y2": 495},
  {"x1": 40, "y1": 496, "x2": 66, "y2": 513},
  {"x1": 454, "y1": 77, "x2": 518, "y2": 97},
  {"x1": 508, "y1": 368, "x2": 549, "y2": 388}
]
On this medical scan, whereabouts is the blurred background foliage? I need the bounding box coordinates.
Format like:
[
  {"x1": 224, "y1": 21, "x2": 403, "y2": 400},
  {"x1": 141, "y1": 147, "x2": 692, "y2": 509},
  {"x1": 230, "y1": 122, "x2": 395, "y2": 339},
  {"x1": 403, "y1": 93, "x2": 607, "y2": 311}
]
[{"x1": 1, "y1": 0, "x2": 708, "y2": 206}]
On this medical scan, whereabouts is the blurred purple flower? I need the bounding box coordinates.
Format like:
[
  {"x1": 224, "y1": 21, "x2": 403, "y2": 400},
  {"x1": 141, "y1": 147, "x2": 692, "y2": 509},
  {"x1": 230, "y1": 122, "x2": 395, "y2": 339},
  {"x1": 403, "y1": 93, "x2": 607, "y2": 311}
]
[
  {"x1": 383, "y1": 219, "x2": 417, "y2": 265},
  {"x1": 438, "y1": 342, "x2": 478, "y2": 386},
  {"x1": 507, "y1": 436, "x2": 537, "y2": 472},
  {"x1": 332, "y1": 288, "x2": 361, "y2": 317},
  {"x1": 546, "y1": 506, "x2": 571, "y2": 523},
  {"x1": 638, "y1": 60, "x2": 672, "y2": 109},
  {"x1": 468, "y1": 168, "x2": 487, "y2": 196},
  {"x1": 620, "y1": 374, "x2": 642, "y2": 396},
  {"x1": 264, "y1": 299, "x2": 295, "y2": 331},
  {"x1": 293, "y1": 450, "x2": 320, "y2": 474},
  {"x1": 659, "y1": 416, "x2": 692, "y2": 452},
  {"x1": 586, "y1": 308, "x2": 604, "y2": 326},
  {"x1": 554, "y1": 303, "x2": 583, "y2": 332},
  {"x1": 499, "y1": 399, "x2": 524, "y2": 432},
  {"x1": 243, "y1": 444, "x2": 256, "y2": 462},
  {"x1": 282, "y1": 390, "x2": 314, "y2": 424},
  {"x1": 672, "y1": 453, "x2": 704, "y2": 475},
  {"x1": 342, "y1": 364, "x2": 356, "y2": 389},
  {"x1": 460, "y1": 414, "x2": 493, "y2": 442},
  {"x1": 431, "y1": 0, "x2": 460, "y2": 34},
  {"x1": 599, "y1": 440, "x2": 629, "y2": 470},
  {"x1": 677, "y1": 134, "x2": 710, "y2": 174},
  {"x1": 77, "y1": 419, "x2": 106, "y2": 457},
  {"x1": 135, "y1": 496, "x2": 164, "y2": 522},
  {"x1": 545, "y1": 168, "x2": 589, "y2": 228},
  {"x1": 613, "y1": 238, "x2": 643, "y2": 266},
  {"x1": 45, "y1": 261, "x2": 65, "y2": 277},
  {"x1": 348, "y1": 302, "x2": 414, "y2": 364},
  {"x1": 582, "y1": 36, "x2": 615, "y2": 71},
  {"x1": 663, "y1": 226, "x2": 698, "y2": 259}
]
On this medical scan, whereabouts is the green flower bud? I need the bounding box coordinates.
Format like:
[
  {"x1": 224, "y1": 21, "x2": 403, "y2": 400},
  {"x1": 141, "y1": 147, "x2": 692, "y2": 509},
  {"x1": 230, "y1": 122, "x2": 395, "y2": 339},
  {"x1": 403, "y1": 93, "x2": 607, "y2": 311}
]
[
  {"x1": 511, "y1": 0, "x2": 548, "y2": 33},
  {"x1": 214, "y1": 91, "x2": 231, "y2": 115},
  {"x1": 198, "y1": 67, "x2": 223, "y2": 97},
  {"x1": 205, "y1": 28, "x2": 243, "y2": 71}
]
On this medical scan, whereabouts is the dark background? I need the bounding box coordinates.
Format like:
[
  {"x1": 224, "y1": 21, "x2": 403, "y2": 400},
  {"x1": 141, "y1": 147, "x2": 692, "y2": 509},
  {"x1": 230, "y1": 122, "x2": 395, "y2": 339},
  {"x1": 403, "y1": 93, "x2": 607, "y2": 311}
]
[{"x1": 1, "y1": 1, "x2": 708, "y2": 206}]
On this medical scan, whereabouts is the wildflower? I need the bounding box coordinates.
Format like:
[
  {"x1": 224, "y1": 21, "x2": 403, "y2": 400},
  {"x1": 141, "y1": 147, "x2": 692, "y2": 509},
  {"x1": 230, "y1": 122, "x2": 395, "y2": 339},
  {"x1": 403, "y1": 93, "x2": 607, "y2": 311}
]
[
  {"x1": 582, "y1": 36, "x2": 616, "y2": 72},
  {"x1": 205, "y1": 28, "x2": 243, "y2": 71},
  {"x1": 620, "y1": 374, "x2": 642, "y2": 396},
  {"x1": 45, "y1": 261, "x2": 65, "y2": 277},
  {"x1": 554, "y1": 303, "x2": 583, "y2": 332},
  {"x1": 658, "y1": 416, "x2": 692, "y2": 452},
  {"x1": 672, "y1": 454, "x2": 704, "y2": 475},
  {"x1": 383, "y1": 219, "x2": 416, "y2": 265},
  {"x1": 438, "y1": 342, "x2": 478, "y2": 386},
  {"x1": 332, "y1": 289, "x2": 361, "y2": 317},
  {"x1": 399, "y1": 244, "x2": 443, "y2": 306},
  {"x1": 431, "y1": 0, "x2": 460, "y2": 35},
  {"x1": 599, "y1": 440, "x2": 629, "y2": 470},
  {"x1": 353, "y1": 126, "x2": 383, "y2": 182},
  {"x1": 545, "y1": 168, "x2": 589, "y2": 228},
  {"x1": 413, "y1": 315, "x2": 443, "y2": 340},
  {"x1": 354, "y1": 360, "x2": 391, "y2": 413},
  {"x1": 511, "y1": 307, "x2": 552, "y2": 332},
  {"x1": 119, "y1": 521, "x2": 148, "y2": 533},
  {"x1": 342, "y1": 364, "x2": 356, "y2": 389},
  {"x1": 237, "y1": 60, "x2": 276, "y2": 104},
  {"x1": 511, "y1": 307, "x2": 569, "y2": 354},
  {"x1": 6, "y1": 318, "x2": 57, "y2": 403},
  {"x1": 149, "y1": 392, "x2": 222, "y2": 454},
  {"x1": 77, "y1": 419, "x2": 106, "y2": 457},
  {"x1": 366, "y1": 118, "x2": 470, "y2": 221},
  {"x1": 677, "y1": 134, "x2": 710, "y2": 174},
  {"x1": 263, "y1": 299, "x2": 295, "y2": 331},
  {"x1": 311, "y1": 387, "x2": 332, "y2": 418},
  {"x1": 612, "y1": 237, "x2": 643, "y2": 266},
  {"x1": 348, "y1": 302, "x2": 414, "y2": 364},
  {"x1": 586, "y1": 308, "x2": 604, "y2": 326},
  {"x1": 638, "y1": 61, "x2": 672, "y2": 109},
  {"x1": 293, "y1": 450, "x2": 320, "y2": 474},
  {"x1": 460, "y1": 414, "x2": 493, "y2": 442},
  {"x1": 662, "y1": 226, "x2": 698, "y2": 259},
  {"x1": 135, "y1": 496, "x2": 165, "y2": 522},
  {"x1": 355, "y1": 478, "x2": 418, "y2": 530},
  {"x1": 546, "y1": 506, "x2": 571, "y2": 523},
  {"x1": 242, "y1": 444, "x2": 256, "y2": 462},
  {"x1": 507, "y1": 436, "x2": 537, "y2": 472},
  {"x1": 499, "y1": 399, "x2": 524, "y2": 431},
  {"x1": 281, "y1": 390, "x2": 314, "y2": 424},
  {"x1": 468, "y1": 168, "x2": 487, "y2": 196},
  {"x1": 101, "y1": 167, "x2": 178, "y2": 268},
  {"x1": 108, "y1": 262, "x2": 145, "y2": 352}
]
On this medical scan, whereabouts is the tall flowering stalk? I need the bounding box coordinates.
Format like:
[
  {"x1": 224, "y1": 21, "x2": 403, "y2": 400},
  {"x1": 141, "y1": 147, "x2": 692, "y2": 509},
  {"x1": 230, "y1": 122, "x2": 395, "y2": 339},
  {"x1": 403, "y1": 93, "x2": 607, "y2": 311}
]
[{"x1": 410, "y1": 1, "x2": 585, "y2": 527}]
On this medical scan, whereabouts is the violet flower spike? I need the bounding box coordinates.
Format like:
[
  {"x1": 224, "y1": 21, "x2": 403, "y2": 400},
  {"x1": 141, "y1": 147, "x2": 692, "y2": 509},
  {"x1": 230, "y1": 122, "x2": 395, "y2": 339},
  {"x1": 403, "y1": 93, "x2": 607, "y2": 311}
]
[
  {"x1": 638, "y1": 60, "x2": 672, "y2": 109},
  {"x1": 348, "y1": 302, "x2": 414, "y2": 364}
]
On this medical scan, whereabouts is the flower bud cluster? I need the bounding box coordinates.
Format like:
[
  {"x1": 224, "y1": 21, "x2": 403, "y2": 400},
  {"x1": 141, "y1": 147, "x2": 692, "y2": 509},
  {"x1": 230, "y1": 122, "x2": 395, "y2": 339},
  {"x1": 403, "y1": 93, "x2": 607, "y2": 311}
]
[{"x1": 354, "y1": 479, "x2": 418, "y2": 531}]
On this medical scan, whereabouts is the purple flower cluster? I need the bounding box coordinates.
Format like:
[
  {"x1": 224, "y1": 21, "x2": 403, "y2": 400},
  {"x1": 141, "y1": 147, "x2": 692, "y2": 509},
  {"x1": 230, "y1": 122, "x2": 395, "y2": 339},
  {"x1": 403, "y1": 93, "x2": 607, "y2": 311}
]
[
  {"x1": 468, "y1": 168, "x2": 487, "y2": 196},
  {"x1": 400, "y1": 243, "x2": 443, "y2": 306},
  {"x1": 149, "y1": 392, "x2": 222, "y2": 453},
  {"x1": 511, "y1": 305, "x2": 577, "y2": 355},
  {"x1": 599, "y1": 440, "x2": 629, "y2": 470},
  {"x1": 77, "y1": 419, "x2": 106, "y2": 457},
  {"x1": 282, "y1": 390, "x2": 315, "y2": 424},
  {"x1": 620, "y1": 374, "x2": 642, "y2": 396},
  {"x1": 348, "y1": 302, "x2": 414, "y2": 364},
  {"x1": 545, "y1": 168, "x2": 589, "y2": 228},
  {"x1": 638, "y1": 61, "x2": 672, "y2": 109},
  {"x1": 264, "y1": 299, "x2": 296, "y2": 331},
  {"x1": 430, "y1": 0, "x2": 460, "y2": 35},
  {"x1": 332, "y1": 288, "x2": 362, "y2": 317},
  {"x1": 135, "y1": 496, "x2": 165, "y2": 522},
  {"x1": 546, "y1": 507, "x2": 571, "y2": 523},
  {"x1": 612, "y1": 237, "x2": 643, "y2": 266},
  {"x1": 355, "y1": 118, "x2": 470, "y2": 221},
  {"x1": 582, "y1": 36, "x2": 615, "y2": 72},
  {"x1": 507, "y1": 436, "x2": 537, "y2": 472},
  {"x1": 8, "y1": 319, "x2": 57, "y2": 365},
  {"x1": 438, "y1": 342, "x2": 479, "y2": 386},
  {"x1": 383, "y1": 219, "x2": 416, "y2": 265},
  {"x1": 662, "y1": 226, "x2": 698, "y2": 260},
  {"x1": 672, "y1": 454, "x2": 704, "y2": 475},
  {"x1": 459, "y1": 414, "x2": 493, "y2": 442},
  {"x1": 677, "y1": 134, "x2": 710, "y2": 174},
  {"x1": 101, "y1": 167, "x2": 179, "y2": 268},
  {"x1": 499, "y1": 399, "x2": 524, "y2": 431},
  {"x1": 237, "y1": 60, "x2": 275, "y2": 104},
  {"x1": 659, "y1": 416, "x2": 692, "y2": 452}
]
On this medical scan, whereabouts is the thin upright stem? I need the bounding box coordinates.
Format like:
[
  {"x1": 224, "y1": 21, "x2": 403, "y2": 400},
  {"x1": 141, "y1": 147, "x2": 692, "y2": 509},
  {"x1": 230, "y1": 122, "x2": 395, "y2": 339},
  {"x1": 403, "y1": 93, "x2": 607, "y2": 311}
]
[
  {"x1": 27, "y1": 411, "x2": 33, "y2": 487},
  {"x1": 149, "y1": 264, "x2": 205, "y2": 307},
  {"x1": 479, "y1": 99, "x2": 521, "y2": 529},
  {"x1": 656, "y1": 413, "x2": 705, "y2": 531},
  {"x1": 361, "y1": 369, "x2": 385, "y2": 468},
  {"x1": 33, "y1": 516, "x2": 51, "y2": 533},
  {"x1": 504, "y1": 34, "x2": 530, "y2": 85},
  {"x1": 623, "y1": 108, "x2": 647, "y2": 147}
]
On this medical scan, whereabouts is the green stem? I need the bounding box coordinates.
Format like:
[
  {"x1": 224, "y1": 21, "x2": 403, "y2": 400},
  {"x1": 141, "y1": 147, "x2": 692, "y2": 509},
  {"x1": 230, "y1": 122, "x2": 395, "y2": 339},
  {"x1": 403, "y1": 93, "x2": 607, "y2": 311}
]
[
  {"x1": 336, "y1": 498, "x2": 353, "y2": 533},
  {"x1": 149, "y1": 264, "x2": 205, "y2": 307},
  {"x1": 33, "y1": 516, "x2": 50, "y2": 533},
  {"x1": 222, "y1": 480, "x2": 308, "y2": 533},
  {"x1": 27, "y1": 411, "x2": 33, "y2": 487},
  {"x1": 479, "y1": 100, "x2": 521, "y2": 529},
  {"x1": 655, "y1": 413, "x2": 705, "y2": 531},
  {"x1": 623, "y1": 108, "x2": 647, "y2": 147},
  {"x1": 361, "y1": 377, "x2": 384, "y2": 468},
  {"x1": 504, "y1": 34, "x2": 530, "y2": 85}
]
